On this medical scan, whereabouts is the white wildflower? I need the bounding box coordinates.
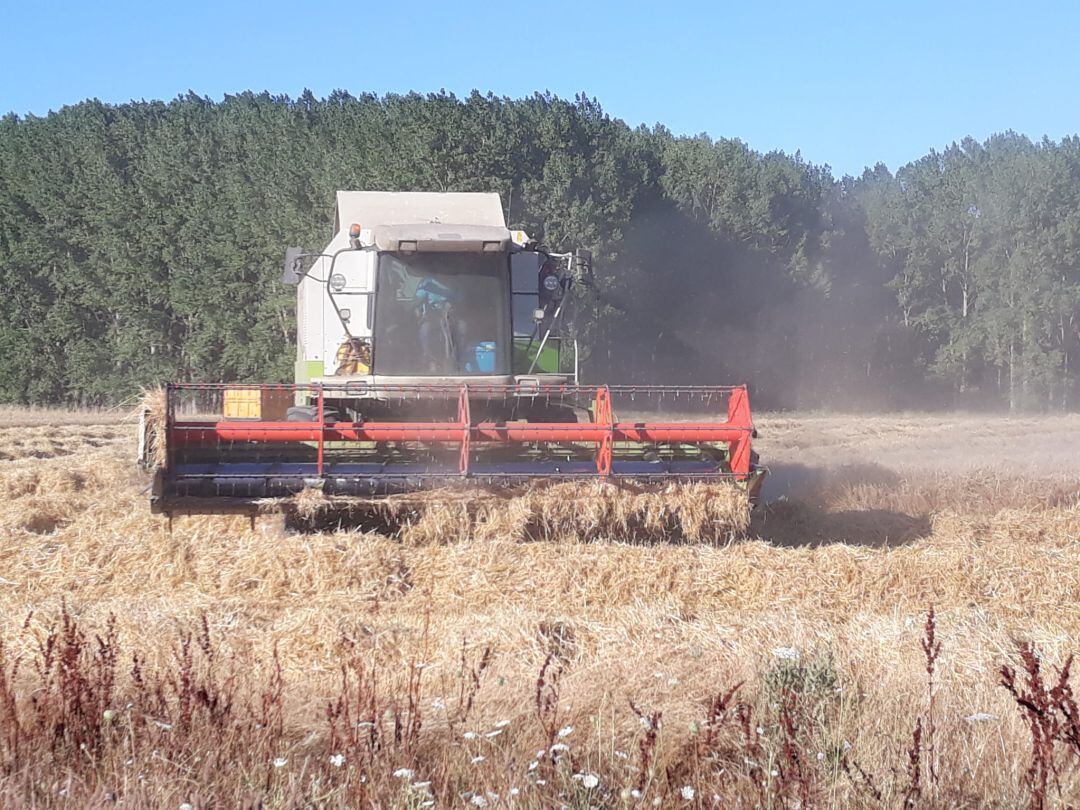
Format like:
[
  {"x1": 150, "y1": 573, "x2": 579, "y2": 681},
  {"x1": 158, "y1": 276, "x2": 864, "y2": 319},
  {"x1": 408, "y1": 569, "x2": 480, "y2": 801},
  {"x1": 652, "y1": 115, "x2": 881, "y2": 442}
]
[
  {"x1": 470, "y1": 796, "x2": 488, "y2": 808},
  {"x1": 179, "y1": 804, "x2": 193, "y2": 810},
  {"x1": 463, "y1": 731, "x2": 478, "y2": 740},
  {"x1": 102, "y1": 709, "x2": 116, "y2": 722},
  {"x1": 772, "y1": 646, "x2": 800, "y2": 661},
  {"x1": 495, "y1": 719, "x2": 510, "y2": 727},
  {"x1": 393, "y1": 768, "x2": 415, "y2": 779},
  {"x1": 471, "y1": 755, "x2": 486, "y2": 764},
  {"x1": 770, "y1": 769, "x2": 779, "y2": 777},
  {"x1": 681, "y1": 785, "x2": 695, "y2": 800},
  {"x1": 631, "y1": 789, "x2": 642, "y2": 798},
  {"x1": 536, "y1": 779, "x2": 546, "y2": 785},
  {"x1": 536, "y1": 749, "x2": 546, "y2": 758},
  {"x1": 579, "y1": 772, "x2": 600, "y2": 789},
  {"x1": 550, "y1": 742, "x2": 569, "y2": 753},
  {"x1": 615, "y1": 750, "x2": 629, "y2": 759},
  {"x1": 756, "y1": 726, "x2": 765, "y2": 735},
  {"x1": 509, "y1": 788, "x2": 519, "y2": 796},
  {"x1": 843, "y1": 740, "x2": 853, "y2": 751},
  {"x1": 272, "y1": 757, "x2": 287, "y2": 768},
  {"x1": 432, "y1": 697, "x2": 446, "y2": 710},
  {"x1": 557, "y1": 725, "x2": 573, "y2": 738},
  {"x1": 966, "y1": 712, "x2": 998, "y2": 723},
  {"x1": 528, "y1": 760, "x2": 539, "y2": 771},
  {"x1": 816, "y1": 751, "x2": 825, "y2": 761},
  {"x1": 485, "y1": 729, "x2": 503, "y2": 738},
  {"x1": 412, "y1": 781, "x2": 431, "y2": 790},
  {"x1": 667, "y1": 678, "x2": 680, "y2": 686},
  {"x1": 329, "y1": 753, "x2": 345, "y2": 768}
]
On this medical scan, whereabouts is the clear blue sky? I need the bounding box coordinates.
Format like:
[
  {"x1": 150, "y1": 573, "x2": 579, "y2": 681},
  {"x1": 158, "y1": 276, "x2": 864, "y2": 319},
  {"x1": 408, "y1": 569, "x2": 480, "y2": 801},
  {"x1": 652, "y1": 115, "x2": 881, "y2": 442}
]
[{"x1": 2, "y1": 0, "x2": 1078, "y2": 177}]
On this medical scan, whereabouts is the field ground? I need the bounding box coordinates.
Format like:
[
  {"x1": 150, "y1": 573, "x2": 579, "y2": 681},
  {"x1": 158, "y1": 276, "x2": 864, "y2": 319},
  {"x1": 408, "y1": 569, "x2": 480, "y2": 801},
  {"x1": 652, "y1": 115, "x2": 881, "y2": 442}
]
[{"x1": 0, "y1": 408, "x2": 1078, "y2": 806}]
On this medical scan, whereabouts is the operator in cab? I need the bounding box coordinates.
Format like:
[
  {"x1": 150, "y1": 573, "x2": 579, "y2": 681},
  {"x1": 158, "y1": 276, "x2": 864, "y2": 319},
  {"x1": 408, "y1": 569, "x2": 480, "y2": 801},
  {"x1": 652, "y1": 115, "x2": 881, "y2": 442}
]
[{"x1": 415, "y1": 276, "x2": 465, "y2": 374}]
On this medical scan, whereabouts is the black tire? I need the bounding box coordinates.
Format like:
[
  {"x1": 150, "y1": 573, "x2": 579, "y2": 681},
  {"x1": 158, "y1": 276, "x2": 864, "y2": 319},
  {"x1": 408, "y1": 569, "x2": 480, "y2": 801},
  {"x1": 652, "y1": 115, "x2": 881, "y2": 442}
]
[
  {"x1": 286, "y1": 405, "x2": 342, "y2": 423},
  {"x1": 286, "y1": 405, "x2": 315, "y2": 422}
]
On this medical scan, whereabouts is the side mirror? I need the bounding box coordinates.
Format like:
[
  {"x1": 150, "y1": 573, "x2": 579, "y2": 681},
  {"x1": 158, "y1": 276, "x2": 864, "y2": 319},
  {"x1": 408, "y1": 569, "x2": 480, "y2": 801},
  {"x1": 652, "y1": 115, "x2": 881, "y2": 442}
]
[
  {"x1": 574, "y1": 249, "x2": 593, "y2": 280},
  {"x1": 282, "y1": 247, "x2": 305, "y2": 285}
]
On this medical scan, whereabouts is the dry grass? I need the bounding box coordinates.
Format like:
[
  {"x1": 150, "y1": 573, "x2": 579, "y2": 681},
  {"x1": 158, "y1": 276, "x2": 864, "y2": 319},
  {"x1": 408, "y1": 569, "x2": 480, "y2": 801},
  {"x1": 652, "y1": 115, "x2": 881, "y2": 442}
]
[
  {"x1": 0, "y1": 410, "x2": 1079, "y2": 805},
  {"x1": 0, "y1": 404, "x2": 127, "y2": 428},
  {"x1": 291, "y1": 480, "x2": 750, "y2": 544},
  {"x1": 138, "y1": 386, "x2": 167, "y2": 469}
]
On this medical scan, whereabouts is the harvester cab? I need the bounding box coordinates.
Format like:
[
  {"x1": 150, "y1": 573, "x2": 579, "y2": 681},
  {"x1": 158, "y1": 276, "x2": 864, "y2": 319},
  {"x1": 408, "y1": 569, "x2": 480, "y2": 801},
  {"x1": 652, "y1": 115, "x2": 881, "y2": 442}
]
[
  {"x1": 282, "y1": 192, "x2": 587, "y2": 403},
  {"x1": 143, "y1": 191, "x2": 765, "y2": 527}
]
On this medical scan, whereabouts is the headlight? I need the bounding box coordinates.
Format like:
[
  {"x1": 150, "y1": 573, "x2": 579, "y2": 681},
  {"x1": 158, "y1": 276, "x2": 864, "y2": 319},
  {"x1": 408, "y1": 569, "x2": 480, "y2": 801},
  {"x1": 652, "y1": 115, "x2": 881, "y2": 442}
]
[
  {"x1": 330, "y1": 273, "x2": 346, "y2": 291},
  {"x1": 339, "y1": 308, "x2": 351, "y2": 322},
  {"x1": 542, "y1": 275, "x2": 560, "y2": 292}
]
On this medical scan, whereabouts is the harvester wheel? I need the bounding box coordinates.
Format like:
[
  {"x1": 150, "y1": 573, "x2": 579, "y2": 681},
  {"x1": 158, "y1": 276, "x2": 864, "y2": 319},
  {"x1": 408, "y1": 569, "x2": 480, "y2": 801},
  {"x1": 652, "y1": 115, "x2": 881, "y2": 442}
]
[{"x1": 286, "y1": 405, "x2": 342, "y2": 423}]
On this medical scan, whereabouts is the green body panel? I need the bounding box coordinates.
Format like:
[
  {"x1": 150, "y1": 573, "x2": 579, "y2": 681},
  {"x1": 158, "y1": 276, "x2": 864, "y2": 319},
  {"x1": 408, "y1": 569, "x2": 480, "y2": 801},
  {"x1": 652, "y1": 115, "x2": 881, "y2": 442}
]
[
  {"x1": 293, "y1": 359, "x2": 323, "y2": 405},
  {"x1": 295, "y1": 359, "x2": 324, "y2": 384},
  {"x1": 513, "y1": 338, "x2": 560, "y2": 373}
]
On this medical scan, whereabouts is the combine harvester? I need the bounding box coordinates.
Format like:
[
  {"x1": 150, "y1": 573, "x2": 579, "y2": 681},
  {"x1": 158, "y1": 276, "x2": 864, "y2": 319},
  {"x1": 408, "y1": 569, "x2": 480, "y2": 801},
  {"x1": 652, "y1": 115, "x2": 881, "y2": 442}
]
[{"x1": 142, "y1": 192, "x2": 764, "y2": 540}]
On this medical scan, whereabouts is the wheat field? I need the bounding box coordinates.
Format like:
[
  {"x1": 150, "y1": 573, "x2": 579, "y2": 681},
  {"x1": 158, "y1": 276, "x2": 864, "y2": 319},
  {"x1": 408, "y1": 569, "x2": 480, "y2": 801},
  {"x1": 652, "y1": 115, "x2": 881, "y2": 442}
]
[{"x1": 0, "y1": 409, "x2": 1078, "y2": 807}]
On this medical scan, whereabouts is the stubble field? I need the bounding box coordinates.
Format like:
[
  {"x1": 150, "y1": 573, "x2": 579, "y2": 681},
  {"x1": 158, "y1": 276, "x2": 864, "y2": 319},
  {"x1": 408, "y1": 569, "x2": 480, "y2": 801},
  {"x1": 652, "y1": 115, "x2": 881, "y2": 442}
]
[{"x1": 0, "y1": 405, "x2": 1078, "y2": 807}]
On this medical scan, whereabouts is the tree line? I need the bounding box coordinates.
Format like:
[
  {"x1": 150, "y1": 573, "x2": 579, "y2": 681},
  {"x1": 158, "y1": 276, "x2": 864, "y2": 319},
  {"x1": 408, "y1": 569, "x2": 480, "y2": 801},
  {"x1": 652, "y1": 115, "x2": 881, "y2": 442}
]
[{"x1": 0, "y1": 90, "x2": 1077, "y2": 411}]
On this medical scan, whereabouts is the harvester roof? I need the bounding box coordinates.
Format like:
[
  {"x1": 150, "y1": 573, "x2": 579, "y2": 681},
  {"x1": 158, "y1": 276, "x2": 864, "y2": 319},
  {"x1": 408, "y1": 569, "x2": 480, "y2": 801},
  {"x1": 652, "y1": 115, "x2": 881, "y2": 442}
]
[{"x1": 333, "y1": 191, "x2": 507, "y2": 233}]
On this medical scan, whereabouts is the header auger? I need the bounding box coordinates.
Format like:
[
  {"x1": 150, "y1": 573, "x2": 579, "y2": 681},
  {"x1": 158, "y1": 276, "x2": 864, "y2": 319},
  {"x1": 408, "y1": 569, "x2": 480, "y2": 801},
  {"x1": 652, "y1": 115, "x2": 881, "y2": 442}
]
[{"x1": 141, "y1": 191, "x2": 765, "y2": 538}]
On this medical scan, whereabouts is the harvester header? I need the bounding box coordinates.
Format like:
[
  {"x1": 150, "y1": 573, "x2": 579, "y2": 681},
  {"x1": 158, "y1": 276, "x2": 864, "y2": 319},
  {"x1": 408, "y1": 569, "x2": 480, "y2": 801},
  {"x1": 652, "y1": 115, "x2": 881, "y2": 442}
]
[{"x1": 149, "y1": 381, "x2": 761, "y2": 511}]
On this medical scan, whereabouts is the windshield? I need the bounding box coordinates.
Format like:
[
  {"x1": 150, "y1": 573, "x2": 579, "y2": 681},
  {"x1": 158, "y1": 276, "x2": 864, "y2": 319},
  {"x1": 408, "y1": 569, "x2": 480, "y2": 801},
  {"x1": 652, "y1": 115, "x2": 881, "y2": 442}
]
[{"x1": 374, "y1": 252, "x2": 510, "y2": 375}]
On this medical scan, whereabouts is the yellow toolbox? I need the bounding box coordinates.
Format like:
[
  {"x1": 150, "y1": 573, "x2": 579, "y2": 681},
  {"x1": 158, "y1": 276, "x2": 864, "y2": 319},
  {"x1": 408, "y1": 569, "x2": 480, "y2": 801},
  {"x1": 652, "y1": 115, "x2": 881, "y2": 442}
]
[{"x1": 223, "y1": 388, "x2": 293, "y2": 421}]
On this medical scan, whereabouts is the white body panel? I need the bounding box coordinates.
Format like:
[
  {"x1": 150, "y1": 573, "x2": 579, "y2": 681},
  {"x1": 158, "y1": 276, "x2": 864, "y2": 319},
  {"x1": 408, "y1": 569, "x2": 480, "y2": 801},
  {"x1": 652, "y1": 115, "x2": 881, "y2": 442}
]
[{"x1": 297, "y1": 244, "x2": 375, "y2": 376}]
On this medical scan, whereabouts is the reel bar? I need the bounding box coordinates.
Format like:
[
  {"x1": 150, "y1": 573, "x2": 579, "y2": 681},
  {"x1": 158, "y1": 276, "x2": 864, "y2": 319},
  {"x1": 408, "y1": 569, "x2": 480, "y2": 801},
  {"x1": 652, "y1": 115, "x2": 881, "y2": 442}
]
[{"x1": 160, "y1": 383, "x2": 760, "y2": 495}]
